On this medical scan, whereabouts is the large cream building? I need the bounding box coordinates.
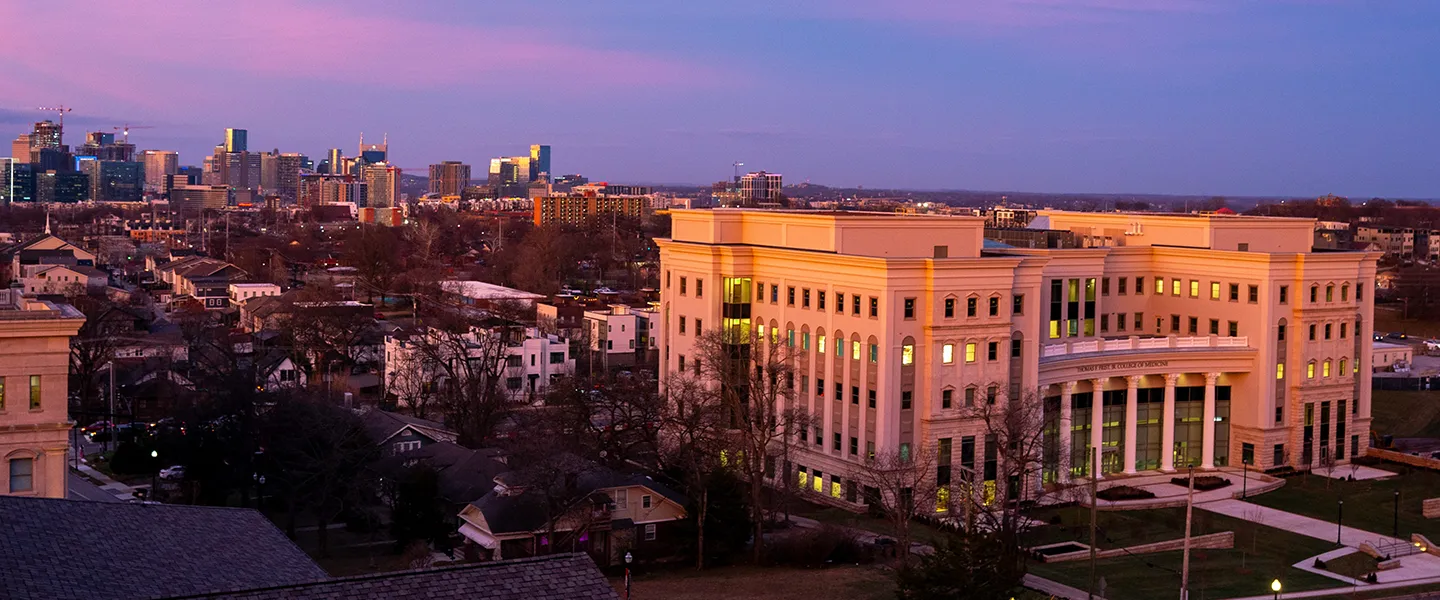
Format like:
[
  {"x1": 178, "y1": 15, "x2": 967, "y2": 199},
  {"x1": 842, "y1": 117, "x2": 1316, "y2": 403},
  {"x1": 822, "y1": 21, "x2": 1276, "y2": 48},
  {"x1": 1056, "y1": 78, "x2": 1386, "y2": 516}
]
[
  {"x1": 0, "y1": 288, "x2": 85, "y2": 498},
  {"x1": 658, "y1": 209, "x2": 1378, "y2": 503}
]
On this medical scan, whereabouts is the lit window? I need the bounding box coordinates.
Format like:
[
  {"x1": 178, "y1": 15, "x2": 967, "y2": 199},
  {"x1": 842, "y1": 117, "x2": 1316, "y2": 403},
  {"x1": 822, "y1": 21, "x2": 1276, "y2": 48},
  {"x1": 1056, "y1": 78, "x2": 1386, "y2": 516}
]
[
  {"x1": 901, "y1": 344, "x2": 914, "y2": 365},
  {"x1": 852, "y1": 340, "x2": 861, "y2": 360},
  {"x1": 1155, "y1": 278, "x2": 1165, "y2": 295},
  {"x1": 942, "y1": 344, "x2": 954, "y2": 364},
  {"x1": 1210, "y1": 282, "x2": 1220, "y2": 300},
  {"x1": 29, "y1": 375, "x2": 40, "y2": 410},
  {"x1": 818, "y1": 334, "x2": 826, "y2": 353},
  {"x1": 869, "y1": 344, "x2": 878, "y2": 363},
  {"x1": 1339, "y1": 358, "x2": 1347, "y2": 375},
  {"x1": 1307, "y1": 362, "x2": 1315, "y2": 379},
  {"x1": 1172, "y1": 279, "x2": 1181, "y2": 296},
  {"x1": 965, "y1": 343, "x2": 976, "y2": 363},
  {"x1": 1276, "y1": 363, "x2": 1285, "y2": 379},
  {"x1": 1323, "y1": 360, "x2": 1331, "y2": 377},
  {"x1": 1190, "y1": 280, "x2": 1199, "y2": 297}
]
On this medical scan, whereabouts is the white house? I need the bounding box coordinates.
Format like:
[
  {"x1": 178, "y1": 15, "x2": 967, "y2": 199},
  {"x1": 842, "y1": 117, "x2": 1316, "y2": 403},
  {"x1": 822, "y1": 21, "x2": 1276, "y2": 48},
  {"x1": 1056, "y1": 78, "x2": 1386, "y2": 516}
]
[
  {"x1": 228, "y1": 283, "x2": 281, "y2": 306},
  {"x1": 384, "y1": 325, "x2": 574, "y2": 409}
]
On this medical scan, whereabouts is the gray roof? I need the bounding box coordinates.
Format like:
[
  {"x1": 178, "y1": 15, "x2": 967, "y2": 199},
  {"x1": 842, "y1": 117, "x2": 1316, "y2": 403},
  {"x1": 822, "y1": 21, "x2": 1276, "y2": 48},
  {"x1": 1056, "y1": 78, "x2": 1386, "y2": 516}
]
[
  {"x1": 162, "y1": 553, "x2": 618, "y2": 600},
  {"x1": 0, "y1": 496, "x2": 326, "y2": 600}
]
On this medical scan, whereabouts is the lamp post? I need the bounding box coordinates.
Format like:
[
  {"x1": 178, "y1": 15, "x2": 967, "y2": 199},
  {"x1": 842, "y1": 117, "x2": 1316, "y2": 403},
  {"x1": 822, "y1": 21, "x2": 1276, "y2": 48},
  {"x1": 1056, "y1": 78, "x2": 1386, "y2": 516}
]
[
  {"x1": 624, "y1": 551, "x2": 633, "y2": 599},
  {"x1": 1337, "y1": 499, "x2": 1344, "y2": 546},
  {"x1": 1271, "y1": 578, "x2": 1282, "y2": 600},
  {"x1": 149, "y1": 450, "x2": 159, "y2": 501},
  {"x1": 1242, "y1": 458, "x2": 1249, "y2": 499},
  {"x1": 1394, "y1": 490, "x2": 1401, "y2": 539}
]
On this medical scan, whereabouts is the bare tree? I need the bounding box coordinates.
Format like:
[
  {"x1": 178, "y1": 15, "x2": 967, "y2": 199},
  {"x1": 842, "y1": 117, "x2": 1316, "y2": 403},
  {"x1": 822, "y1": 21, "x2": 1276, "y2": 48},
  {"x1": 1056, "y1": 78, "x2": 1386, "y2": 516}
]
[
  {"x1": 689, "y1": 327, "x2": 801, "y2": 563},
  {"x1": 406, "y1": 310, "x2": 515, "y2": 446},
  {"x1": 847, "y1": 446, "x2": 940, "y2": 563},
  {"x1": 659, "y1": 373, "x2": 734, "y2": 569}
]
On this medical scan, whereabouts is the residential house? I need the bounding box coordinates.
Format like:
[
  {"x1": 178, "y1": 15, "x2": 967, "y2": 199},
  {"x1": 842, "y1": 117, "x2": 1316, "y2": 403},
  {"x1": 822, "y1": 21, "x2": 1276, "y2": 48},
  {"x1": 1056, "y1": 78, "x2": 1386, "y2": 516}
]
[
  {"x1": 361, "y1": 409, "x2": 457, "y2": 456},
  {"x1": 385, "y1": 324, "x2": 573, "y2": 409},
  {"x1": 258, "y1": 351, "x2": 306, "y2": 391},
  {"x1": 3, "y1": 233, "x2": 96, "y2": 286},
  {"x1": 456, "y1": 456, "x2": 688, "y2": 567},
  {"x1": 229, "y1": 282, "x2": 281, "y2": 306},
  {"x1": 21, "y1": 264, "x2": 108, "y2": 296},
  {"x1": 156, "y1": 256, "x2": 248, "y2": 310}
]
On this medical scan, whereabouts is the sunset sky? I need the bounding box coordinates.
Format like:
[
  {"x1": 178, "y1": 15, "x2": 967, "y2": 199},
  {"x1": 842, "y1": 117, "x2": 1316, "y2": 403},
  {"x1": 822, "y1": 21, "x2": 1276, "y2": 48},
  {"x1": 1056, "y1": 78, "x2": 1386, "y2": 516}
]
[{"x1": 2, "y1": 0, "x2": 1438, "y2": 197}]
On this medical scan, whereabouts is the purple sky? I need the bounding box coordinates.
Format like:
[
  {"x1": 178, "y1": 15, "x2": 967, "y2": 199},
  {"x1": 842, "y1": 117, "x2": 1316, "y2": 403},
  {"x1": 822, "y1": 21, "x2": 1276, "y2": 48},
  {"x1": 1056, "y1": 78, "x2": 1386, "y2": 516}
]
[{"x1": 3, "y1": 0, "x2": 1438, "y2": 197}]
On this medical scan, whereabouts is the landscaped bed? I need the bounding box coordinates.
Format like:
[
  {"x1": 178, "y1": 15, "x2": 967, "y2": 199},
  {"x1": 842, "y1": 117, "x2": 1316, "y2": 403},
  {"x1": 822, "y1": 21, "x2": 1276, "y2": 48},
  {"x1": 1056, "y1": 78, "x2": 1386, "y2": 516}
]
[
  {"x1": 1317, "y1": 551, "x2": 1379, "y2": 581},
  {"x1": 1169, "y1": 475, "x2": 1232, "y2": 491},
  {"x1": 1096, "y1": 485, "x2": 1156, "y2": 502}
]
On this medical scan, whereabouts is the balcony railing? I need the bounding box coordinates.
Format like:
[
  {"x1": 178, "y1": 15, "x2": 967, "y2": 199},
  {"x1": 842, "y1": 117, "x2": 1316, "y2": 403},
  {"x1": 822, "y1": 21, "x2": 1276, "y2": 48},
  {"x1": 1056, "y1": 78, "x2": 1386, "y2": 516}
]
[{"x1": 1041, "y1": 335, "x2": 1249, "y2": 358}]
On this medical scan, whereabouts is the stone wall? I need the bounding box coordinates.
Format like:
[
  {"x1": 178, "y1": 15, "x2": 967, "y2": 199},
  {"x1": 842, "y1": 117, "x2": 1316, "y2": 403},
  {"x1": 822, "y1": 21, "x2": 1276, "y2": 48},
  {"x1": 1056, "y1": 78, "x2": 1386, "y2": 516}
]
[
  {"x1": 1423, "y1": 499, "x2": 1440, "y2": 519},
  {"x1": 1043, "y1": 531, "x2": 1233, "y2": 562},
  {"x1": 1366, "y1": 448, "x2": 1440, "y2": 471}
]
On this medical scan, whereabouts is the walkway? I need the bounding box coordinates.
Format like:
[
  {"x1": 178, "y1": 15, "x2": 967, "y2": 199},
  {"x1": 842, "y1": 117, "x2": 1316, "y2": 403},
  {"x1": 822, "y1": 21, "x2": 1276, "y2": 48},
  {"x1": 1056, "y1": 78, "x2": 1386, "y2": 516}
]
[
  {"x1": 67, "y1": 471, "x2": 120, "y2": 502},
  {"x1": 70, "y1": 451, "x2": 140, "y2": 502},
  {"x1": 1200, "y1": 499, "x2": 1403, "y2": 548},
  {"x1": 1080, "y1": 469, "x2": 1284, "y2": 509}
]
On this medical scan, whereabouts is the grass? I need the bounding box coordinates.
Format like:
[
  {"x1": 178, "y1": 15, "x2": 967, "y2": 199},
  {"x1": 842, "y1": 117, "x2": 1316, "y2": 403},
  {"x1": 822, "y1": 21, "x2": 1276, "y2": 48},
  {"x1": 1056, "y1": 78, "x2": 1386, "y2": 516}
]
[
  {"x1": 1370, "y1": 390, "x2": 1440, "y2": 438},
  {"x1": 1244, "y1": 462, "x2": 1440, "y2": 542},
  {"x1": 615, "y1": 564, "x2": 895, "y2": 600},
  {"x1": 1023, "y1": 507, "x2": 1343, "y2": 600},
  {"x1": 1375, "y1": 307, "x2": 1440, "y2": 340},
  {"x1": 1320, "y1": 550, "x2": 1378, "y2": 580}
]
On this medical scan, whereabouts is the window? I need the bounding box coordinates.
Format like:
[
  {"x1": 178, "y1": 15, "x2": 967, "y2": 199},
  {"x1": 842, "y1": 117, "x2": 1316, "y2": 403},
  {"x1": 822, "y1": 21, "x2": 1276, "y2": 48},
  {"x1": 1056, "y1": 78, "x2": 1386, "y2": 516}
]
[
  {"x1": 851, "y1": 340, "x2": 861, "y2": 360},
  {"x1": 851, "y1": 386, "x2": 859, "y2": 405},
  {"x1": 1188, "y1": 317, "x2": 1198, "y2": 335},
  {"x1": 1228, "y1": 321, "x2": 1238, "y2": 336},
  {"x1": 614, "y1": 489, "x2": 628, "y2": 508},
  {"x1": 902, "y1": 344, "x2": 914, "y2": 365},
  {"x1": 1119, "y1": 278, "x2": 1128, "y2": 295},
  {"x1": 850, "y1": 437, "x2": 858, "y2": 455},
  {"x1": 964, "y1": 343, "x2": 976, "y2": 363},
  {"x1": 1228, "y1": 283, "x2": 1239, "y2": 301},
  {"x1": 1324, "y1": 323, "x2": 1332, "y2": 339},
  {"x1": 1242, "y1": 443, "x2": 1255, "y2": 465},
  {"x1": 644, "y1": 523, "x2": 657, "y2": 541},
  {"x1": 1280, "y1": 285, "x2": 1289, "y2": 304},
  {"x1": 0, "y1": 378, "x2": 4, "y2": 411},
  {"x1": 679, "y1": 276, "x2": 687, "y2": 295},
  {"x1": 942, "y1": 344, "x2": 954, "y2": 364},
  {"x1": 942, "y1": 389, "x2": 953, "y2": 409},
  {"x1": 394, "y1": 440, "x2": 422, "y2": 453},
  {"x1": 1013, "y1": 294, "x2": 1024, "y2": 315},
  {"x1": 787, "y1": 286, "x2": 795, "y2": 305},
  {"x1": 756, "y1": 282, "x2": 764, "y2": 301},
  {"x1": 986, "y1": 385, "x2": 998, "y2": 405},
  {"x1": 1276, "y1": 362, "x2": 1284, "y2": 379},
  {"x1": 550, "y1": 352, "x2": 565, "y2": 364},
  {"x1": 1307, "y1": 361, "x2": 1315, "y2": 379},
  {"x1": 642, "y1": 494, "x2": 653, "y2": 509},
  {"x1": 869, "y1": 343, "x2": 878, "y2": 363},
  {"x1": 1117, "y1": 312, "x2": 1127, "y2": 331},
  {"x1": 1011, "y1": 339, "x2": 1021, "y2": 358},
  {"x1": 1326, "y1": 284, "x2": 1333, "y2": 302},
  {"x1": 818, "y1": 291, "x2": 826, "y2": 310},
  {"x1": 696, "y1": 279, "x2": 703, "y2": 298},
  {"x1": 1341, "y1": 284, "x2": 1349, "y2": 302},
  {"x1": 987, "y1": 341, "x2": 998, "y2": 361},
  {"x1": 1136, "y1": 277, "x2": 1145, "y2": 295},
  {"x1": 834, "y1": 432, "x2": 842, "y2": 450},
  {"x1": 901, "y1": 391, "x2": 912, "y2": 410},
  {"x1": 1209, "y1": 319, "x2": 1219, "y2": 335},
  {"x1": 771, "y1": 284, "x2": 779, "y2": 303},
  {"x1": 816, "y1": 378, "x2": 825, "y2": 397},
  {"x1": 1210, "y1": 282, "x2": 1221, "y2": 300},
  {"x1": 1308, "y1": 324, "x2": 1316, "y2": 340},
  {"x1": 944, "y1": 298, "x2": 955, "y2": 318},
  {"x1": 679, "y1": 316, "x2": 687, "y2": 335},
  {"x1": 852, "y1": 294, "x2": 860, "y2": 315},
  {"x1": 1340, "y1": 323, "x2": 1348, "y2": 338},
  {"x1": 1170, "y1": 314, "x2": 1181, "y2": 332},
  {"x1": 1323, "y1": 359, "x2": 1332, "y2": 377},
  {"x1": 695, "y1": 319, "x2": 703, "y2": 335},
  {"x1": 818, "y1": 334, "x2": 826, "y2": 354},
  {"x1": 988, "y1": 297, "x2": 999, "y2": 317},
  {"x1": 678, "y1": 355, "x2": 685, "y2": 372},
  {"x1": 904, "y1": 298, "x2": 916, "y2": 319},
  {"x1": 665, "y1": 271, "x2": 671, "y2": 289},
  {"x1": 1134, "y1": 312, "x2": 1143, "y2": 330},
  {"x1": 1189, "y1": 280, "x2": 1199, "y2": 297},
  {"x1": 1172, "y1": 279, "x2": 1181, "y2": 296},
  {"x1": 29, "y1": 375, "x2": 40, "y2": 410},
  {"x1": 964, "y1": 387, "x2": 976, "y2": 407},
  {"x1": 867, "y1": 389, "x2": 876, "y2": 409},
  {"x1": 1274, "y1": 444, "x2": 1285, "y2": 467},
  {"x1": 1100, "y1": 314, "x2": 1109, "y2": 332},
  {"x1": 1155, "y1": 278, "x2": 1165, "y2": 295},
  {"x1": 869, "y1": 297, "x2": 878, "y2": 317},
  {"x1": 1277, "y1": 323, "x2": 1286, "y2": 341},
  {"x1": 1310, "y1": 285, "x2": 1318, "y2": 303},
  {"x1": 8, "y1": 457, "x2": 33, "y2": 493},
  {"x1": 1102, "y1": 277, "x2": 1110, "y2": 296},
  {"x1": 1340, "y1": 358, "x2": 1348, "y2": 374},
  {"x1": 967, "y1": 297, "x2": 977, "y2": 317},
  {"x1": 1249, "y1": 285, "x2": 1259, "y2": 303},
  {"x1": 802, "y1": 288, "x2": 811, "y2": 308}
]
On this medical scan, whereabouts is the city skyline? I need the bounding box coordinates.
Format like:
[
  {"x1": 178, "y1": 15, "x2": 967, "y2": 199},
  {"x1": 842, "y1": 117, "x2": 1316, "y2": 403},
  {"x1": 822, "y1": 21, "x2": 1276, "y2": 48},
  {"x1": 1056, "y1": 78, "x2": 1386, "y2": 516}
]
[{"x1": 2, "y1": 1, "x2": 1439, "y2": 198}]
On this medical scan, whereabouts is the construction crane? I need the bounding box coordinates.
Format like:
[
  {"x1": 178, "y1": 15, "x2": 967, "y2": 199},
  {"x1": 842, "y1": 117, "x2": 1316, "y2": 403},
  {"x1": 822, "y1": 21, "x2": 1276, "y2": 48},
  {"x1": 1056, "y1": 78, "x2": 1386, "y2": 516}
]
[
  {"x1": 37, "y1": 105, "x2": 73, "y2": 129},
  {"x1": 112, "y1": 123, "x2": 155, "y2": 144}
]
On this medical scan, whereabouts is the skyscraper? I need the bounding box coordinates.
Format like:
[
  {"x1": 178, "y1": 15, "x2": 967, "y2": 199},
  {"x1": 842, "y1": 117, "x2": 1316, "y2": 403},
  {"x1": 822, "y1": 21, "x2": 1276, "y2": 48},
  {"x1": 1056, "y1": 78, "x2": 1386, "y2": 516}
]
[
  {"x1": 362, "y1": 163, "x2": 400, "y2": 208},
  {"x1": 326, "y1": 148, "x2": 344, "y2": 175},
  {"x1": 31, "y1": 121, "x2": 63, "y2": 152},
  {"x1": 275, "y1": 153, "x2": 304, "y2": 204},
  {"x1": 10, "y1": 134, "x2": 31, "y2": 160},
  {"x1": 359, "y1": 133, "x2": 387, "y2": 164},
  {"x1": 142, "y1": 150, "x2": 180, "y2": 191},
  {"x1": 428, "y1": 161, "x2": 471, "y2": 196},
  {"x1": 90, "y1": 161, "x2": 144, "y2": 202},
  {"x1": 224, "y1": 128, "x2": 248, "y2": 152},
  {"x1": 530, "y1": 144, "x2": 551, "y2": 182},
  {"x1": 739, "y1": 171, "x2": 783, "y2": 206}
]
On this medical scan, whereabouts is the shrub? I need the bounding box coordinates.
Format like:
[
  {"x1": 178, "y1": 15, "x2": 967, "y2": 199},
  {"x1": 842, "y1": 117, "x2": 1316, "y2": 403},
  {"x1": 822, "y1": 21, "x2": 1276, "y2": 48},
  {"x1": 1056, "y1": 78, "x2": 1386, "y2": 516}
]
[
  {"x1": 1095, "y1": 485, "x2": 1155, "y2": 501},
  {"x1": 1264, "y1": 465, "x2": 1299, "y2": 477},
  {"x1": 1169, "y1": 476, "x2": 1232, "y2": 491},
  {"x1": 1350, "y1": 456, "x2": 1384, "y2": 467},
  {"x1": 763, "y1": 525, "x2": 870, "y2": 567}
]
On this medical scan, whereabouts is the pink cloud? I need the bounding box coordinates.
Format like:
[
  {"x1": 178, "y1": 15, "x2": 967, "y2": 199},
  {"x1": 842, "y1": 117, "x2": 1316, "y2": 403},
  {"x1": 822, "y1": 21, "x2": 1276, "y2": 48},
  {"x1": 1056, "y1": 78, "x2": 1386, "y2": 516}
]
[{"x1": 0, "y1": 1, "x2": 721, "y2": 110}]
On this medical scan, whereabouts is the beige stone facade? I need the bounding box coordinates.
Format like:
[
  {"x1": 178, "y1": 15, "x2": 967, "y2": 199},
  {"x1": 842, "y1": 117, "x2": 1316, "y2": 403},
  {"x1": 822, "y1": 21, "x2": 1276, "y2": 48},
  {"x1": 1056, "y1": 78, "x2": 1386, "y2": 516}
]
[
  {"x1": 658, "y1": 209, "x2": 1378, "y2": 503},
  {"x1": 0, "y1": 291, "x2": 84, "y2": 499}
]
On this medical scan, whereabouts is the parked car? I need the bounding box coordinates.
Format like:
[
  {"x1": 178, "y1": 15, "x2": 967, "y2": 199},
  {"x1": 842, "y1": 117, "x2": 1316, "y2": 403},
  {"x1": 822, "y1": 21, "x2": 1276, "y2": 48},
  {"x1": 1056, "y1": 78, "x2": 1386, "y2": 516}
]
[{"x1": 159, "y1": 465, "x2": 186, "y2": 480}]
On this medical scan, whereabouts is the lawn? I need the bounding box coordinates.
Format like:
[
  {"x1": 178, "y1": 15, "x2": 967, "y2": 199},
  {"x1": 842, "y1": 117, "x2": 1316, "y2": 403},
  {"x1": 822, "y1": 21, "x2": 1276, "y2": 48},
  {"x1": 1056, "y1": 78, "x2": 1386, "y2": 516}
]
[
  {"x1": 1375, "y1": 307, "x2": 1440, "y2": 340},
  {"x1": 1370, "y1": 390, "x2": 1440, "y2": 438},
  {"x1": 1320, "y1": 550, "x2": 1378, "y2": 580},
  {"x1": 1023, "y1": 507, "x2": 1342, "y2": 600},
  {"x1": 617, "y1": 565, "x2": 896, "y2": 600},
  {"x1": 1244, "y1": 463, "x2": 1440, "y2": 542}
]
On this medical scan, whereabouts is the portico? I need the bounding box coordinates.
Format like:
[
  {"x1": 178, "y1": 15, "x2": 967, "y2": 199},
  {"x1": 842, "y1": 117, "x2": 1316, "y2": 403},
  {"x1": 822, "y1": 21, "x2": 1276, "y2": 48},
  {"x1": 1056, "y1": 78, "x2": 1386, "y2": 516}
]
[{"x1": 1040, "y1": 336, "x2": 1255, "y2": 481}]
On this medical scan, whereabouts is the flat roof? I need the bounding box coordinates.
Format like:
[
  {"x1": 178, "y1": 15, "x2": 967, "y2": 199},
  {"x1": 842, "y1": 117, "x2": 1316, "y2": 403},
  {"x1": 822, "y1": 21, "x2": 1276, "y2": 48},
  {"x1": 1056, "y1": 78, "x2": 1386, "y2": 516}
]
[{"x1": 439, "y1": 280, "x2": 545, "y2": 300}]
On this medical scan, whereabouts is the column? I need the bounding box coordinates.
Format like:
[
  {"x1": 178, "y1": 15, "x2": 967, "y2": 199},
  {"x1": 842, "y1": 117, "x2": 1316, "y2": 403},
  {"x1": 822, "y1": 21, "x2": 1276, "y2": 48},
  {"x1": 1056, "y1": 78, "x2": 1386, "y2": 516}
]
[
  {"x1": 1059, "y1": 381, "x2": 1075, "y2": 482},
  {"x1": 1123, "y1": 375, "x2": 1140, "y2": 474},
  {"x1": 1201, "y1": 372, "x2": 1219, "y2": 469},
  {"x1": 1161, "y1": 373, "x2": 1178, "y2": 472},
  {"x1": 1090, "y1": 378, "x2": 1104, "y2": 478}
]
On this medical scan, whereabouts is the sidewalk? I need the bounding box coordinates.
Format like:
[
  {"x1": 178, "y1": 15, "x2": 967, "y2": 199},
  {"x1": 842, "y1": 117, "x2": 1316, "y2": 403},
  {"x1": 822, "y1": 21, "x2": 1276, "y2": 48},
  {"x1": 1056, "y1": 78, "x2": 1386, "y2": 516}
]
[
  {"x1": 1199, "y1": 499, "x2": 1403, "y2": 548},
  {"x1": 70, "y1": 453, "x2": 140, "y2": 502}
]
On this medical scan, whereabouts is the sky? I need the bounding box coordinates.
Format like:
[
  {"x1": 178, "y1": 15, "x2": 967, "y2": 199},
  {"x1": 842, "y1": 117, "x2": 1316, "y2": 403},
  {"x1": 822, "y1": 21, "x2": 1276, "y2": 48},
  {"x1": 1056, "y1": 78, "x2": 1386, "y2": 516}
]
[{"x1": 2, "y1": 0, "x2": 1438, "y2": 198}]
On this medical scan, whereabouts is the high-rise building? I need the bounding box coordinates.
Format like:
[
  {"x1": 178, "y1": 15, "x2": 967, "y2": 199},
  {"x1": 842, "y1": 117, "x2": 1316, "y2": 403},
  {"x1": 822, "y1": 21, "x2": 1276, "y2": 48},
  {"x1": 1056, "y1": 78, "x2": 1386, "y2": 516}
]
[
  {"x1": 90, "y1": 161, "x2": 144, "y2": 202},
  {"x1": 260, "y1": 151, "x2": 279, "y2": 191},
  {"x1": 0, "y1": 162, "x2": 36, "y2": 204},
  {"x1": 660, "y1": 209, "x2": 1380, "y2": 507},
  {"x1": 275, "y1": 153, "x2": 304, "y2": 204},
  {"x1": 533, "y1": 183, "x2": 652, "y2": 226},
  {"x1": 213, "y1": 145, "x2": 261, "y2": 191},
  {"x1": 35, "y1": 170, "x2": 88, "y2": 203},
  {"x1": 530, "y1": 144, "x2": 551, "y2": 182},
  {"x1": 78, "y1": 131, "x2": 134, "y2": 162},
  {"x1": 31, "y1": 121, "x2": 63, "y2": 152},
  {"x1": 10, "y1": 134, "x2": 31, "y2": 160},
  {"x1": 224, "y1": 128, "x2": 248, "y2": 153},
  {"x1": 362, "y1": 163, "x2": 400, "y2": 208},
  {"x1": 170, "y1": 185, "x2": 231, "y2": 215},
  {"x1": 359, "y1": 134, "x2": 387, "y2": 164},
  {"x1": 325, "y1": 148, "x2": 344, "y2": 175},
  {"x1": 738, "y1": 171, "x2": 782, "y2": 206},
  {"x1": 143, "y1": 150, "x2": 180, "y2": 191},
  {"x1": 428, "y1": 161, "x2": 471, "y2": 197},
  {"x1": 0, "y1": 289, "x2": 86, "y2": 498}
]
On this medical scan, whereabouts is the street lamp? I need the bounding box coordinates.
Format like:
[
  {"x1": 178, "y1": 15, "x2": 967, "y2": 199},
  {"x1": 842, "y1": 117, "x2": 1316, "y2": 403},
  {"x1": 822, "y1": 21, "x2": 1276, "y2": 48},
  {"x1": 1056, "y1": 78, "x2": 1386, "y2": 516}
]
[
  {"x1": 1337, "y1": 499, "x2": 1344, "y2": 545},
  {"x1": 1271, "y1": 578, "x2": 1282, "y2": 599},
  {"x1": 1394, "y1": 490, "x2": 1401, "y2": 539},
  {"x1": 624, "y1": 551, "x2": 634, "y2": 599},
  {"x1": 150, "y1": 450, "x2": 159, "y2": 502}
]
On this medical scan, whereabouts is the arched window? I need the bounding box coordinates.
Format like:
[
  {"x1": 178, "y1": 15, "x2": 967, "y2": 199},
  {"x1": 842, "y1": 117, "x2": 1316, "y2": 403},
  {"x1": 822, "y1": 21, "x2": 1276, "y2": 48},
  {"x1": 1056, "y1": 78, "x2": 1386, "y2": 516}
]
[
  {"x1": 1277, "y1": 318, "x2": 1287, "y2": 342},
  {"x1": 901, "y1": 336, "x2": 915, "y2": 366}
]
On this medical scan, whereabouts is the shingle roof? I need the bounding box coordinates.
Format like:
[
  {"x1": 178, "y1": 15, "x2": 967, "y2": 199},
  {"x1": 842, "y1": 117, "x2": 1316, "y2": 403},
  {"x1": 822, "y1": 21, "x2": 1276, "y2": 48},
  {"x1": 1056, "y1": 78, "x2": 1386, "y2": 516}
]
[
  {"x1": 162, "y1": 553, "x2": 619, "y2": 600},
  {"x1": 0, "y1": 496, "x2": 327, "y2": 600},
  {"x1": 361, "y1": 409, "x2": 456, "y2": 446}
]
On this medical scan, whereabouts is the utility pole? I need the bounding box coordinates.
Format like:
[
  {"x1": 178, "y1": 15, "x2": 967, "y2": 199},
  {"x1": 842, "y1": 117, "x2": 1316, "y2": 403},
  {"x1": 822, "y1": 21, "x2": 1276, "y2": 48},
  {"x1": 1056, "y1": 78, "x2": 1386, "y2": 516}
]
[{"x1": 1181, "y1": 465, "x2": 1195, "y2": 600}]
